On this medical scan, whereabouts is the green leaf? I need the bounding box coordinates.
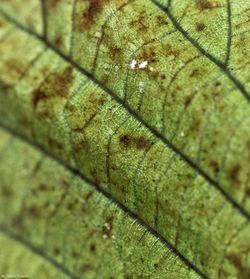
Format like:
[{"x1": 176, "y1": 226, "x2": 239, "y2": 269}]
[{"x1": 0, "y1": 0, "x2": 249, "y2": 278}]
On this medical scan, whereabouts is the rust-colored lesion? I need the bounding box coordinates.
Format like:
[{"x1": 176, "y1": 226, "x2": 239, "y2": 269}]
[{"x1": 32, "y1": 66, "x2": 73, "y2": 108}]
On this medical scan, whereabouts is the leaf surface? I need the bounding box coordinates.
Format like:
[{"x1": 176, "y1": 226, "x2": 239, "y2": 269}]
[{"x1": 0, "y1": 0, "x2": 250, "y2": 278}]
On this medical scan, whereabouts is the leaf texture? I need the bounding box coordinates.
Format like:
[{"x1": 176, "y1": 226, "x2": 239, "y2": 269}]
[
  {"x1": 0, "y1": 0, "x2": 249, "y2": 278},
  {"x1": 0, "y1": 127, "x2": 198, "y2": 278}
]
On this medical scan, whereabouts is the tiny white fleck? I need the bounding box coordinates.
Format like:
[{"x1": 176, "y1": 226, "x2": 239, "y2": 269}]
[
  {"x1": 104, "y1": 222, "x2": 111, "y2": 230},
  {"x1": 139, "y1": 60, "x2": 148, "y2": 69},
  {"x1": 102, "y1": 234, "x2": 108, "y2": 240},
  {"x1": 130, "y1": 59, "x2": 137, "y2": 69},
  {"x1": 111, "y1": 235, "x2": 116, "y2": 240},
  {"x1": 180, "y1": 132, "x2": 185, "y2": 137}
]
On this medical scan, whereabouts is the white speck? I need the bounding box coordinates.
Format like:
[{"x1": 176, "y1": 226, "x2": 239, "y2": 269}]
[
  {"x1": 102, "y1": 234, "x2": 108, "y2": 240},
  {"x1": 111, "y1": 235, "x2": 116, "y2": 240},
  {"x1": 149, "y1": 66, "x2": 154, "y2": 71},
  {"x1": 180, "y1": 132, "x2": 185, "y2": 137},
  {"x1": 130, "y1": 59, "x2": 137, "y2": 69},
  {"x1": 104, "y1": 222, "x2": 111, "y2": 230},
  {"x1": 138, "y1": 60, "x2": 148, "y2": 69}
]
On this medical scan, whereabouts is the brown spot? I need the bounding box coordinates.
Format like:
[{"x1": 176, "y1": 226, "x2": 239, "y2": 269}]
[
  {"x1": 190, "y1": 68, "x2": 201, "y2": 78},
  {"x1": 47, "y1": 0, "x2": 60, "y2": 8},
  {"x1": 71, "y1": 251, "x2": 78, "y2": 258},
  {"x1": 136, "y1": 136, "x2": 152, "y2": 150},
  {"x1": 54, "y1": 247, "x2": 60, "y2": 255},
  {"x1": 110, "y1": 46, "x2": 122, "y2": 59},
  {"x1": 78, "y1": 0, "x2": 105, "y2": 30},
  {"x1": 32, "y1": 66, "x2": 73, "y2": 108},
  {"x1": 229, "y1": 164, "x2": 241, "y2": 186},
  {"x1": 184, "y1": 94, "x2": 195, "y2": 108},
  {"x1": 90, "y1": 243, "x2": 96, "y2": 253},
  {"x1": 196, "y1": 0, "x2": 217, "y2": 11},
  {"x1": 26, "y1": 206, "x2": 41, "y2": 218},
  {"x1": 156, "y1": 15, "x2": 169, "y2": 25},
  {"x1": 54, "y1": 35, "x2": 63, "y2": 47},
  {"x1": 38, "y1": 183, "x2": 48, "y2": 192},
  {"x1": 129, "y1": 11, "x2": 148, "y2": 33},
  {"x1": 80, "y1": 264, "x2": 93, "y2": 273},
  {"x1": 165, "y1": 44, "x2": 180, "y2": 58},
  {"x1": 209, "y1": 160, "x2": 220, "y2": 175},
  {"x1": 119, "y1": 135, "x2": 131, "y2": 148},
  {"x1": 196, "y1": 22, "x2": 206, "y2": 32},
  {"x1": 5, "y1": 58, "x2": 25, "y2": 79},
  {"x1": 245, "y1": 188, "x2": 250, "y2": 197},
  {"x1": 1, "y1": 186, "x2": 12, "y2": 197},
  {"x1": 67, "y1": 202, "x2": 76, "y2": 212},
  {"x1": 228, "y1": 253, "x2": 250, "y2": 279},
  {"x1": 85, "y1": 191, "x2": 94, "y2": 200}
]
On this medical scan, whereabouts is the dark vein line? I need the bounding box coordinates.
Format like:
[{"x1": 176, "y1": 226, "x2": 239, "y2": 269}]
[
  {"x1": 225, "y1": 0, "x2": 232, "y2": 66},
  {"x1": 0, "y1": 225, "x2": 78, "y2": 279},
  {"x1": 151, "y1": 0, "x2": 250, "y2": 102},
  {"x1": 0, "y1": 9, "x2": 249, "y2": 222},
  {"x1": 40, "y1": 0, "x2": 47, "y2": 40},
  {"x1": 0, "y1": 122, "x2": 207, "y2": 279}
]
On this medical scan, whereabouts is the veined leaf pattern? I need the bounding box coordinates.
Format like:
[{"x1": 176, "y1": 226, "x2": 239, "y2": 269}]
[{"x1": 0, "y1": 0, "x2": 249, "y2": 278}]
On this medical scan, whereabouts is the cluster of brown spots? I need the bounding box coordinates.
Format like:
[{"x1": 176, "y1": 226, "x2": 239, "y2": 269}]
[
  {"x1": 119, "y1": 134, "x2": 153, "y2": 150},
  {"x1": 196, "y1": 0, "x2": 217, "y2": 11},
  {"x1": 32, "y1": 66, "x2": 73, "y2": 108},
  {"x1": 196, "y1": 22, "x2": 206, "y2": 32},
  {"x1": 102, "y1": 217, "x2": 113, "y2": 239}
]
